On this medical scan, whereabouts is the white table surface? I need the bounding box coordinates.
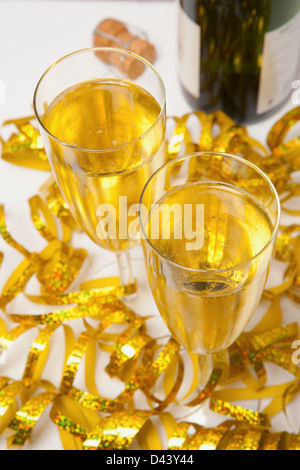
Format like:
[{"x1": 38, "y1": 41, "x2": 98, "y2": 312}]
[{"x1": 0, "y1": 0, "x2": 300, "y2": 450}]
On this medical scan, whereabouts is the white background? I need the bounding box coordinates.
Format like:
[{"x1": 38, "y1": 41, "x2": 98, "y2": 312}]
[{"x1": 0, "y1": 0, "x2": 300, "y2": 450}]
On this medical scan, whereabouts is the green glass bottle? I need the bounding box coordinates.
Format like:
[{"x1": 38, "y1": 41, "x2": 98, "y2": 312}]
[{"x1": 178, "y1": 0, "x2": 300, "y2": 123}]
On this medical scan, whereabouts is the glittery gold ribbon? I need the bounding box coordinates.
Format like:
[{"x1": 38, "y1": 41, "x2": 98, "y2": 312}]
[
  {"x1": 1, "y1": 108, "x2": 300, "y2": 449},
  {"x1": 1, "y1": 116, "x2": 50, "y2": 171}
]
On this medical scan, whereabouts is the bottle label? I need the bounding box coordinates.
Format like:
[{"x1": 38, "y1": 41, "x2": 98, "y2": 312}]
[
  {"x1": 257, "y1": 10, "x2": 300, "y2": 115},
  {"x1": 178, "y1": 5, "x2": 201, "y2": 99}
]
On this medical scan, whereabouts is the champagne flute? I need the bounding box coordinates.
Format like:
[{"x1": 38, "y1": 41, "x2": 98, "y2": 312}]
[
  {"x1": 33, "y1": 47, "x2": 166, "y2": 289},
  {"x1": 139, "y1": 152, "x2": 280, "y2": 355}
]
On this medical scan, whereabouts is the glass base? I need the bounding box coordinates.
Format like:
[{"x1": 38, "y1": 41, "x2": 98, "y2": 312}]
[
  {"x1": 93, "y1": 255, "x2": 159, "y2": 318},
  {"x1": 164, "y1": 352, "x2": 214, "y2": 420},
  {"x1": 81, "y1": 251, "x2": 215, "y2": 417}
]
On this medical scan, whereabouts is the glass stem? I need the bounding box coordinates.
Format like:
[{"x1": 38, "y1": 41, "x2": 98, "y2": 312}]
[{"x1": 116, "y1": 251, "x2": 133, "y2": 286}]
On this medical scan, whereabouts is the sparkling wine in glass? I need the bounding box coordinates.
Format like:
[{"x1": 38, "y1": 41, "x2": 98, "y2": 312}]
[
  {"x1": 34, "y1": 47, "x2": 166, "y2": 287},
  {"x1": 139, "y1": 152, "x2": 280, "y2": 355}
]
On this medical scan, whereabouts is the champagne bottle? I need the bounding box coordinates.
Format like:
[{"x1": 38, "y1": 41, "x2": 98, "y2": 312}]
[{"x1": 178, "y1": 0, "x2": 300, "y2": 123}]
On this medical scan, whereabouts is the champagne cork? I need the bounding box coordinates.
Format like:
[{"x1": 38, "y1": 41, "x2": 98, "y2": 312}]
[{"x1": 93, "y1": 18, "x2": 156, "y2": 79}]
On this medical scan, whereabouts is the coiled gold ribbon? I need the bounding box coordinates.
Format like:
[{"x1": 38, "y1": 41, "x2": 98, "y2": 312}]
[{"x1": 1, "y1": 108, "x2": 300, "y2": 449}]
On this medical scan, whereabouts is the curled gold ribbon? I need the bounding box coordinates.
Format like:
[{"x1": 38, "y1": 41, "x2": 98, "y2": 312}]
[
  {"x1": 1, "y1": 108, "x2": 300, "y2": 449},
  {"x1": 1, "y1": 116, "x2": 50, "y2": 171}
]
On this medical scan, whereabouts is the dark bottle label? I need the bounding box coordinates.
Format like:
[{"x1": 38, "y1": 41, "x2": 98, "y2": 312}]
[
  {"x1": 178, "y1": 6, "x2": 201, "y2": 99},
  {"x1": 257, "y1": 11, "x2": 300, "y2": 114},
  {"x1": 178, "y1": 1, "x2": 300, "y2": 122}
]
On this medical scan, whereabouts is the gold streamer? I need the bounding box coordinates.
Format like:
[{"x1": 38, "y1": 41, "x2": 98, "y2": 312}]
[
  {"x1": 1, "y1": 116, "x2": 50, "y2": 171},
  {"x1": 1, "y1": 108, "x2": 300, "y2": 449},
  {"x1": 7, "y1": 392, "x2": 59, "y2": 447}
]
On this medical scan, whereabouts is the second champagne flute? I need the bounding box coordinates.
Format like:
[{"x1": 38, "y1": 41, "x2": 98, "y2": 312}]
[
  {"x1": 33, "y1": 47, "x2": 166, "y2": 289},
  {"x1": 139, "y1": 152, "x2": 280, "y2": 356}
]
